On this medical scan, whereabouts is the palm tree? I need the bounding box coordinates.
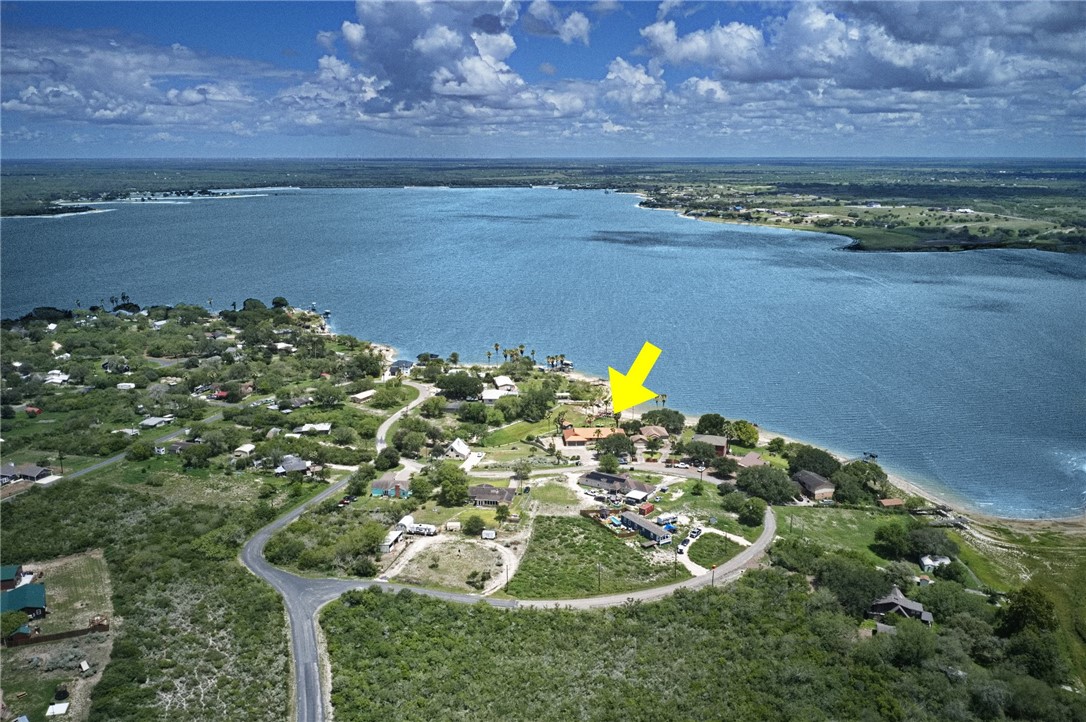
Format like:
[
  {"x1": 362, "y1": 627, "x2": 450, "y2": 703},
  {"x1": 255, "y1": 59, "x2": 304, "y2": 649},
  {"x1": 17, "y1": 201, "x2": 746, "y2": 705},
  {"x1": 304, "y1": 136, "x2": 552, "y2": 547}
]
[
  {"x1": 487, "y1": 351, "x2": 492, "y2": 363},
  {"x1": 530, "y1": 349, "x2": 536, "y2": 360},
  {"x1": 518, "y1": 344, "x2": 526, "y2": 358},
  {"x1": 494, "y1": 343, "x2": 500, "y2": 356},
  {"x1": 612, "y1": 412, "x2": 621, "y2": 428},
  {"x1": 660, "y1": 394, "x2": 668, "y2": 407}
]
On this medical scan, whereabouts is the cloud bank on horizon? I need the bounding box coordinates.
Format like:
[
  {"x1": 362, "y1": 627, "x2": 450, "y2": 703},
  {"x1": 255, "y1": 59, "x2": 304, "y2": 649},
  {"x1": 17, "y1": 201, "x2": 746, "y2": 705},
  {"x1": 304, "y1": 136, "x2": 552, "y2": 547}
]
[{"x1": 1, "y1": 0, "x2": 1083, "y2": 158}]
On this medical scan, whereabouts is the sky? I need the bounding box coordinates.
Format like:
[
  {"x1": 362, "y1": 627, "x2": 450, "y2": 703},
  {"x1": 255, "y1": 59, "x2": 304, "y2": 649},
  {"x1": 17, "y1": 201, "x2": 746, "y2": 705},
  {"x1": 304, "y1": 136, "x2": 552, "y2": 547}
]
[{"x1": 1, "y1": 1, "x2": 1084, "y2": 158}]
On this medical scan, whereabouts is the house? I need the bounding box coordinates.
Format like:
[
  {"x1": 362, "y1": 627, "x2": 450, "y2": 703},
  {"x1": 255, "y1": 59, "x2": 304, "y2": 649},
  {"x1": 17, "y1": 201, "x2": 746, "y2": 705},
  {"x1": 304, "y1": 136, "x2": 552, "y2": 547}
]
[
  {"x1": 481, "y1": 388, "x2": 512, "y2": 405},
  {"x1": 468, "y1": 484, "x2": 516, "y2": 507},
  {"x1": 378, "y1": 529, "x2": 403, "y2": 554},
  {"x1": 275, "y1": 455, "x2": 310, "y2": 476},
  {"x1": 166, "y1": 441, "x2": 197, "y2": 455},
  {"x1": 691, "y1": 434, "x2": 729, "y2": 457},
  {"x1": 5, "y1": 623, "x2": 32, "y2": 645},
  {"x1": 639, "y1": 425, "x2": 669, "y2": 440},
  {"x1": 0, "y1": 583, "x2": 47, "y2": 618},
  {"x1": 293, "y1": 422, "x2": 332, "y2": 435},
  {"x1": 793, "y1": 470, "x2": 835, "y2": 501},
  {"x1": 920, "y1": 555, "x2": 952, "y2": 573},
  {"x1": 139, "y1": 416, "x2": 174, "y2": 429},
  {"x1": 562, "y1": 427, "x2": 625, "y2": 447},
  {"x1": 1, "y1": 564, "x2": 23, "y2": 591},
  {"x1": 350, "y1": 389, "x2": 376, "y2": 403},
  {"x1": 620, "y1": 511, "x2": 672, "y2": 545},
  {"x1": 389, "y1": 360, "x2": 414, "y2": 376},
  {"x1": 492, "y1": 375, "x2": 517, "y2": 392},
  {"x1": 13, "y1": 464, "x2": 49, "y2": 482},
  {"x1": 736, "y1": 451, "x2": 767, "y2": 469},
  {"x1": 879, "y1": 498, "x2": 905, "y2": 508},
  {"x1": 43, "y1": 370, "x2": 70, "y2": 385},
  {"x1": 0, "y1": 463, "x2": 17, "y2": 484},
  {"x1": 445, "y1": 438, "x2": 471, "y2": 461},
  {"x1": 371, "y1": 477, "x2": 411, "y2": 498},
  {"x1": 868, "y1": 586, "x2": 933, "y2": 625},
  {"x1": 233, "y1": 443, "x2": 256, "y2": 458},
  {"x1": 579, "y1": 470, "x2": 654, "y2": 496}
]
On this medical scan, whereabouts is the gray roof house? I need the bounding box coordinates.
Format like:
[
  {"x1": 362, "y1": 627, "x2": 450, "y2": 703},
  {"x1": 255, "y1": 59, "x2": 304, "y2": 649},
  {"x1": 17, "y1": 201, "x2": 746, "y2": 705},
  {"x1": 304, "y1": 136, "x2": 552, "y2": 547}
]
[
  {"x1": 468, "y1": 484, "x2": 516, "y2": 507},
  {"x1": 793, "y1": 470, "x2": 835, "y2": 500},
  {"x1": 869, "y1": 586, "x2": 934, "y2": 625}
]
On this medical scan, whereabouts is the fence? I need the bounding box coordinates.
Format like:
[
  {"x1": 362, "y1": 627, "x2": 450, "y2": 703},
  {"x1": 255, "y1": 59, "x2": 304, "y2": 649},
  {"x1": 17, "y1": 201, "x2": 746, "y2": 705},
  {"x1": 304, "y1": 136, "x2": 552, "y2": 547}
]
[{"x1": 3, "y1": 620, "x2": 110, "y2": 648}]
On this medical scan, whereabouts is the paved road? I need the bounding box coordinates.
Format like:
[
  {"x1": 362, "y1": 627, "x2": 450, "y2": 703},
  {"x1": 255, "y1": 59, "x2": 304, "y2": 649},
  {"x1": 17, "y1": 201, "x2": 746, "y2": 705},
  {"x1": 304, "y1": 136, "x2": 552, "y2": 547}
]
[
  {"x1": 240, "y1": 381, "x2": 776, "y2": 722},
  {"x1": 66, "y1": 410, "x2": 226, "y2": 480}
]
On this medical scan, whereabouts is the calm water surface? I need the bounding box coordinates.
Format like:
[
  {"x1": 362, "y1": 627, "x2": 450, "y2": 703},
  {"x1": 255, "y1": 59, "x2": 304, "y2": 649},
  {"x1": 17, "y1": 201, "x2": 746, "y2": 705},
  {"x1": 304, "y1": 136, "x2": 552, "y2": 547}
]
[{"x1": 3, "y1": 188, "x2": 1084, "y2": 518}]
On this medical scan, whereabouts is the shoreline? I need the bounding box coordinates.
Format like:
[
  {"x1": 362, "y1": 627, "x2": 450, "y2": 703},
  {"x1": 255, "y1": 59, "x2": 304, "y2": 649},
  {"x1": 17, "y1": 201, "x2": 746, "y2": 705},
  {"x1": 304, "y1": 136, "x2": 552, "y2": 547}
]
[{"x1": 460, "y1": 360, "x2": 1080, "y2": 524}]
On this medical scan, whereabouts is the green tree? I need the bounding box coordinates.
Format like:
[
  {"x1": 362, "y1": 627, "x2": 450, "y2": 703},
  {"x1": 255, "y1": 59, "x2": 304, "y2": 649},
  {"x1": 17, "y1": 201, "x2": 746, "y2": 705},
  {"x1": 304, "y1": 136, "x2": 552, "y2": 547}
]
[
  {"x1": 596, "y1": 433, "x2": 635, "y2": 458},
  {"x1": 641, "y1": 408, "x2": 686, "y2": 435},
  {"x1": 457, "y1": 402, "x2": 489, "y2": 424},
  {"x1": 1, "y1": 610, "x2": 27, "y2": 638},
  {"x1": 419, "y1": 396, "x2": 447, "y2": 418},
  {"x1": 518, "y1": 387, "x2": 555, "y2": 422},
  {"x1": 873, "y1": 521, "x2": 912, "y2": 559},
  {"x1": 684, "y1": 440, "x2": 716, "y2": 467},
  {"x1": 0, "y1": 404, "x2": 15, "y2": 420},
  {"x1": 889, "y1": 618, "x2": 937, "y2": 668},
  {"x1": 728, "y1": 420, "x2": 760, "y2": 448},
  {"x1": 738, "y1": 497, "x2": 766, "y2": 527},
  {"x1": 598, "y1": 454, "x2": 620, "y2": 474},
  {"x1": 347, "y1": 464, "x2": 377, "y2": 496},
  {"x1": 374, "y1": 447, "x2": 400, "y2": 471},
  {"x1": 766, "y1": 437, "x2": 786, "y2": 454},
  {"x1": 126, "y1": 440, "x2": 155, "y2": 462},
  {"x1": 998, "y1": 581, "x2": 1059, "y2": 637},
  {"x1": 313, "y1": 383, "x2": 346, "y2": 408},
  {"x1": 512, "y1": 458, "x2": 532, "y2": 480},
  {"x1": 436, "y1": 372, "x2": 484, "y2": 400},
  {"x1": 710, "y1": 455, "x2": 739, "y2": 478},
  {"x1": 695, "y1": 413, "x2": 727, "y2": 435},
  {"x1": 736, "y1": 465, "x2": 799, "y2": 504},
  {"x1": 462, "y1": 514, "x2": 485, "y2": 536},
  {"x1": 721, "y1": 490, "x2": 747, "y2": 514},
  {"x1": 789, "y1": 445, "x2": 841, "y2": 478},
  {"x1": 271, "y1": 296, "x2": 289, "y2": 308},
  {"x1": 435, "y1": 463, "x2": 469, "y2": 506},
  {"x1": 495, "y1": 505, "x2": 510, "y2": 524},
  {"x1": 815, "y1": 555, "x2": 893, "y2": 618}
]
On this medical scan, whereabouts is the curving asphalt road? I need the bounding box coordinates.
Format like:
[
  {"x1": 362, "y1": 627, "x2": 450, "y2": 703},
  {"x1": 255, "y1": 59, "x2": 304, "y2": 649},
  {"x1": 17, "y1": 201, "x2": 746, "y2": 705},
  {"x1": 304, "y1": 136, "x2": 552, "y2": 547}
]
[{"x1": 239, "y1": 381, "x2": 777, "y2": 722}]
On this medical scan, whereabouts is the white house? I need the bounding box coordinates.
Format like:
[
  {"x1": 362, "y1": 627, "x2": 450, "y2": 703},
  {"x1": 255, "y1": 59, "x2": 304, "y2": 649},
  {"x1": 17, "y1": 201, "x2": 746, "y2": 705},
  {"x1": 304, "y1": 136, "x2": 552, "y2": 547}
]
[
  {"x1": 44, "y1": 370, "x2": 70, "y2": 385},
  {"x1": 350, "y1": 389, "x2": 376, "y2": 403},
  {"x1": 446, "y1": 438, "x2": 471, "y2": 460},
  {"x1": 139, "y1": 415, "x2": 174, "y2": 428},
  {"x1": 920, "y1": 555, "x2": 952, "y2": 572},
  {"x1": 234, "y1": 443, "x2": 256, "y2": 458},
  {"x1": 493, "y1": 375, "x2": 517, "y2": 392},
  {"x1": 293, "y1": 422, "x2": 332, "y2": 435}
]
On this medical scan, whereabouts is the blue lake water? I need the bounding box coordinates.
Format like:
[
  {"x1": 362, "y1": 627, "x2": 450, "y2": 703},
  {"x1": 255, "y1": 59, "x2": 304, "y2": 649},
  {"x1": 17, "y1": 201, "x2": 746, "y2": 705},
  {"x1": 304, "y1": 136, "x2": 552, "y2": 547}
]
[{"x1": 2, "y1": 187, "x2": 1084, "y2": 518}]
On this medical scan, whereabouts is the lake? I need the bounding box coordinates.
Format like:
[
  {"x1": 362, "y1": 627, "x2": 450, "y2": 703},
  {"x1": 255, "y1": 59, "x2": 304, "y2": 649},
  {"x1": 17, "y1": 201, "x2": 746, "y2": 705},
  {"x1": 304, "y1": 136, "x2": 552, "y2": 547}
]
[{"x1": 2, "y1": 187, "x2": 1084, "y2": 518}]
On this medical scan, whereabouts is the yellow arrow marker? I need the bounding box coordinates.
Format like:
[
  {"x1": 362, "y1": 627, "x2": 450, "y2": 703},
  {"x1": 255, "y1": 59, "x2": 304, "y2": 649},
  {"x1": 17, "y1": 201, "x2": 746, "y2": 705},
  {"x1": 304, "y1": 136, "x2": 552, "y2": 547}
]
[{"x1": 608, "y1": 341, "x2": 662, "y2": 414}]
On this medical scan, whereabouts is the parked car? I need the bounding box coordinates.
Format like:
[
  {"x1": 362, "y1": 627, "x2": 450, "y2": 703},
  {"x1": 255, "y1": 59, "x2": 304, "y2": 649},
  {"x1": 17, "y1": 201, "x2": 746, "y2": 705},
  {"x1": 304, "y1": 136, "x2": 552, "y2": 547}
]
[
  {"x1": 675, "y1": 462, "x2": 689, "y2": 469},
  {"x1": 679, "y1": 537, "x2": 692, "y2": 547},
  {"x1": 677, "y1": 546, "x2": 685, "y2": 555},
  {"x1": 690, "y1": 527, "x2": 702, "y2": 538}
]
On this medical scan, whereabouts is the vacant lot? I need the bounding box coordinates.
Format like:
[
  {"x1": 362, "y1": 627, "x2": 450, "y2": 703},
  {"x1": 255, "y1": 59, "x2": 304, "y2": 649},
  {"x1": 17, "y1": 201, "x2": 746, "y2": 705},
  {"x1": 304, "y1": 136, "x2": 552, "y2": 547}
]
[
  {"x1": 394, "y1": 540, "x2": 507, "y2": 594},
  {"x1": 506, "y1": 516, "x2": 688, "y2": 599},
  {"x1": 33, "y1": 550, "x2": 113, "y2": 633},
  {"x1": 530, "y1": 481, "x2": 578, "y2": 507},
  {"x1": 687, "y1": 533, "x2": 740, "y2": 569},
  {"x1": 774, "y1": 506, "x2": 895, "y2": 567}
]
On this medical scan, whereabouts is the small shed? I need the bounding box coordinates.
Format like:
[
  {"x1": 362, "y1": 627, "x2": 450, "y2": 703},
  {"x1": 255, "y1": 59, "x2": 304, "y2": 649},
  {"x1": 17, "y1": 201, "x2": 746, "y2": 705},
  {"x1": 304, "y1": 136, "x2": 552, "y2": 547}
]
[
  {"x1": 481, "y1": 529, "x2": 497, "y2": 540},
  {"x1": 445, "y1": 521, "x2": 462, "y2": 532},
  {"x1": 378, "y1": 529, "x2": 403, "y2": 554},
  {"x1": 233, "y1": 443, "x2": 256, "y2": 458}
]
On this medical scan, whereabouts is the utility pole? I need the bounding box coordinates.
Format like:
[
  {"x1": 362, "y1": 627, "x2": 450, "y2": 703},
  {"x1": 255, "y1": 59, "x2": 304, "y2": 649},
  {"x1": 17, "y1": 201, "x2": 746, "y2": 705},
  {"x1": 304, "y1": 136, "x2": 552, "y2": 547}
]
[{"x1": 711, "y1": 564, "x2": 717, "y2": 586}]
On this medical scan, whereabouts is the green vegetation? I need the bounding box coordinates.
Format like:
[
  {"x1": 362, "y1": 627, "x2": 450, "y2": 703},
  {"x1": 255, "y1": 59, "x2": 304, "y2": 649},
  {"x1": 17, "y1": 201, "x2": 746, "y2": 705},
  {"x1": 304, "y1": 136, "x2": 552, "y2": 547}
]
[
  {"x1": 395, "y1": 541, "x2": 505, "y2": 594},
  {"x1": 529, "y1": 481, "x2": 578, "y2": 506},
  {"x1": 324, "y1": 570, "x2": 1084, "y2": 722},
  {"x1": 686, "y1": 533, "x2": 739, "y2": 569},
  {"x1": 505, "y1": 516, "x2": 687, "y2": 599},
  {"x1": 0, "y1": 466, "x2": 305, "y2": 721}
]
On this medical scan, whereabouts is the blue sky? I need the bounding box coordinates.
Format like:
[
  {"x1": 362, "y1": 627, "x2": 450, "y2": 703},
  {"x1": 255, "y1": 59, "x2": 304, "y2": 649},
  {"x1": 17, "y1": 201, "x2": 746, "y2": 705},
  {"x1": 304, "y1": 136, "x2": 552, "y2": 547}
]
[{"x1": 2, "y1": 1, "x2": 1084, "y2": 158}]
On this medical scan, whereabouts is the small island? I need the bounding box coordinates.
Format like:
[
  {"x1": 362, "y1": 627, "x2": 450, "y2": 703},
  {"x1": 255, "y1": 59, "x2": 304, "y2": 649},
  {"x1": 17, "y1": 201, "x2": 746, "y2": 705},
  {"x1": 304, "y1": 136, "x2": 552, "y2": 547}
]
[{"x1": 0, "y1": 295, "x2": 1082, "y2": 721}]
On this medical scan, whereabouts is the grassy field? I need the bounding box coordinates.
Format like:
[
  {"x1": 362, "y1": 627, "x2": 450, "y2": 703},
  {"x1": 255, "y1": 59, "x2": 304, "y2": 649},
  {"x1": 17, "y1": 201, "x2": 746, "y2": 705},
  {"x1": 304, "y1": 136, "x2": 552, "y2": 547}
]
[
  {"x1": 481, "y1": 418, "x2": 557, "y2": 447},
  {"x1": 687, "y1": 533, "x2": 741, "y2": 569},
  {"x1": 529, "y1": 481, "x2": 578, "y2": 506},
  {"x1": 34, "y1": 550, "x2": 113, "y2": 633},
  {"x1": 506, "y1": 516, "x2": 689, "y2": 598},
  {"x1": 774, "y1": 506, "x2": 897, "y2": 567},
  {"x1": 394, "y1": 540, "x2": 506, "y2": 594}
]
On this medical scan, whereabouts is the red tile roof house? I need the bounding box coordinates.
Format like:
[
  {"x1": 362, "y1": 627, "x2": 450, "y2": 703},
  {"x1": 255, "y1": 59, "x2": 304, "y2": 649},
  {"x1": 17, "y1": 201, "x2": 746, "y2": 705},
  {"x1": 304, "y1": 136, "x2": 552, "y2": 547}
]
[{"x1": 562, "y1": 427, "x2": 625, "y2": 447}]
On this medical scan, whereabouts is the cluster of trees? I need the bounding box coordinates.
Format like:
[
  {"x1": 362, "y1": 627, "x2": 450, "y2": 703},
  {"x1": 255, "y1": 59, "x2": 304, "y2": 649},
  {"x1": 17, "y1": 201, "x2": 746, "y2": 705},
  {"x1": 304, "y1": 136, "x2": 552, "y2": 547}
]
[
  {"x1": 323, "y1": 569, "x2": 1081, "y2": 722},
  {"x1": 694, "y1": 412, "x2": 759, "y2": 447}
]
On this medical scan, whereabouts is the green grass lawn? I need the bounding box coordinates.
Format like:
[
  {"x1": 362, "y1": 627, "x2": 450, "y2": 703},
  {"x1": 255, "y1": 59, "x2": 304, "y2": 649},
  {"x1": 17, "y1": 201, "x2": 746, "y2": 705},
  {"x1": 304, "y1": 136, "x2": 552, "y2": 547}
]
[
  {"x1": 0, "y1": 658, "x2": 72, "y2": 722},
  {"x1": 687, "y1": 533, "x2": 741, "y2": 569},
  {"x1": 530, "y1": 481, "x2": 578, "y2": 506},
  {"x1": 506, "y1": 515, "x2": 689, "y2": 599},
  {"x1": 482, "y1": 418, "x2": 557, "y2": 447},
  {"x1": 774, "y1": 506, "x2": 895, "y2": 567}
]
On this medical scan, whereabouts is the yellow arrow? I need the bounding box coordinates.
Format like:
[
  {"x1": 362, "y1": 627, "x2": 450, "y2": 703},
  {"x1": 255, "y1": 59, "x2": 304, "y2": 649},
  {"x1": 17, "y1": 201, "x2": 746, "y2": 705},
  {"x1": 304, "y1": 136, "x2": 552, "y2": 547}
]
[{"x1": 608, "y1": 341, "x2": 662, "y2": 414}]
